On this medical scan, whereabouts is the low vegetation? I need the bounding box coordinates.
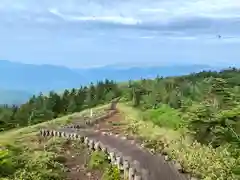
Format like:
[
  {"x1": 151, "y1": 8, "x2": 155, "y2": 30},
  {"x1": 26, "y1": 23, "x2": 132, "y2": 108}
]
[
  {"x1": 88, "y1": 151, "x2": 121, "y2": 180},
  {"x1": 119, "y1": 104, "x2": 239, "y2": 180},
  {"x1": 0, "y1": 136, "x2": 66, "y2": 180}
]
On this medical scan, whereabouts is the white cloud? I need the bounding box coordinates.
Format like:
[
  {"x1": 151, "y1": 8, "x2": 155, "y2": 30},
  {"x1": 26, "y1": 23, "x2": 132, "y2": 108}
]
[
  {"x1": 140, "y1": 8, "x2": 168, "y2": 13},
  {"x1": 0, "y1": 0, "x2": 240, "y2": 67},
  {"x1": 138, "y1": 0, "x2": 240, "y2": 20},
  {"x1": 0, "y1": 0, "x2": 240, "y2": 38},
  {"x1": 139, "y1": 36, "x2": 155, "y2": 39},
  {"x1": 49, "y1": 8, "x2": 141, "y2": 25},
  {"x1": 0, "y1": 0, "x2": 240, "y2": 21}
]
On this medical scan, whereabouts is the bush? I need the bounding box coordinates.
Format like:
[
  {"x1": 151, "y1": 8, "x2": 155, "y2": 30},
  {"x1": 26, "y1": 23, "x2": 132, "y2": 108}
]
[
  {"x1": 102, "y1": 165, "x2": 121, "y2": 180},
  {"x1": 88, "y1": 151, "x2": 108, "y2": 170},
  {"x1": 0, "y1": 145, "x2": 24, "y2": 177},
  {"x1": 169, "y1": 141, "x2": 239, "y2": 180},
  {"x1": 0, "y1": 149, "x2": 16, "y2": 177},
  {"x1": 142, "y1": 105, "x2": 185, "y2": 130},
  {"x1": 0, "y1": 144, "x2": 65, "y2": 180}
]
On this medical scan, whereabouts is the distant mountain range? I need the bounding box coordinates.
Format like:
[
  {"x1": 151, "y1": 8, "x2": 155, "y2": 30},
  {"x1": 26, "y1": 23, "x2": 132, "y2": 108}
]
[
  {"x1": 0, "y1": 89, "x2": 32, "y2": 105},
  {"x1": 0, "y1": 60, "x2": 224, "y2": 104}
]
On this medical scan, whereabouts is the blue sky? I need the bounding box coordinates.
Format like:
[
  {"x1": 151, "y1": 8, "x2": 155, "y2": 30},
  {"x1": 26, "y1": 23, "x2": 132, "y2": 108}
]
[{"x1": 0, "y1": 0, "x2": 239, "y2": 68}]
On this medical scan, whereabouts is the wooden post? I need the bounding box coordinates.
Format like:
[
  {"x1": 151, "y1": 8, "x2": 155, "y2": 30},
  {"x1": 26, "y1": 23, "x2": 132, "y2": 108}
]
[
  {"x1": 123, "y1": 160, "x2": 129, "y2": 179},
  {"x1": 90, "y1": 109, "x2": 93, "y2": 117},
  {"x1": 128, "y1": 167, "x2": 134, "y2": 180},
  {"x1": 134, "y1": 173, "x2": 141, "y2": 180}
]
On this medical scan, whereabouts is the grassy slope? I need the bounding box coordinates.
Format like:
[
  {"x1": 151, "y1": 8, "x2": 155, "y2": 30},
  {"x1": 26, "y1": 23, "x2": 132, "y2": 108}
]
[
  {"x1": 0, "y1": 104, "x2": 112, "y2": 180},
  {"x1": 0, "y1": 105, "x2": 106, "y2": 142},
  {"x1": 117, "y1": 103, "x2": 239, "y2": 180}
]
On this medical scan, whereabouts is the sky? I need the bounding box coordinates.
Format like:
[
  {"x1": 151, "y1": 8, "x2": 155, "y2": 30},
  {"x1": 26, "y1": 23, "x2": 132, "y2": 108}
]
[{"x1": 0, "y1": 0, "x2": 240, "y2": 68}]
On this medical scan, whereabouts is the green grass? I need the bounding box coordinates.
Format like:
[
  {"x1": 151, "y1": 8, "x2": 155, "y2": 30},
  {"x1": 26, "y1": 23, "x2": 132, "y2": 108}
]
[
  {"x1": 118, "y1": 103, "x2": 239, "y2": 180},
  {"x1": 141, "y1": 104, "x2": 186, "y2": 130},
  {"x1": 88, "y1": 151, "x2": 109, "y2": 170},
  {"x1": 0, "y1": 104, "x2": 108, "y2": 143}
]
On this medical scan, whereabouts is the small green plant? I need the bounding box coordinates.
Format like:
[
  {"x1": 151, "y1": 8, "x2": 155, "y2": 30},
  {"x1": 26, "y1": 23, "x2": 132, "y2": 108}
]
[
  {"x1": 0, "y1": 149, "x2": 16, "y2": 177},
  {"x1": 0, "y1": 145, "x2": 24, "y2": 178},
  {"x1": 102, "y1": 165, "x2": 121, "y2": 180},
  {"x1": 88, "y1": 151, "x2": 108, "y2": 170}
]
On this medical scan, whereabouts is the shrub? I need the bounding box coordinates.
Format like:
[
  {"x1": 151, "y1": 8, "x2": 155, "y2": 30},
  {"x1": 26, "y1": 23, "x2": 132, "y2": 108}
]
[
  {"x1": 88, "y1": 151, "x2": 108, "y2": 169},
  {"x1": 142, "y1": 105, "x2": 185, "y2": 130},
  {"x1": 102, "y1": 165, "x2": 121, "y2": 180}
]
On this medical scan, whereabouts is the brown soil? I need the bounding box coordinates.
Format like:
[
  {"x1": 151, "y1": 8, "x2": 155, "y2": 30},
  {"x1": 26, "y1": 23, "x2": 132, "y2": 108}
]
[
  {"x1": 61, "y1": 140, "x2": 103, "y2": 180},
  {"x1": 93, "y1": 111, "x2": 127, "y2": 135},
  {"x1": 37, "y1": 136, "x2": 106, "y2": 180},
  {"x1": 92, "y1": 111, "x2": 139, "y2": 143}
]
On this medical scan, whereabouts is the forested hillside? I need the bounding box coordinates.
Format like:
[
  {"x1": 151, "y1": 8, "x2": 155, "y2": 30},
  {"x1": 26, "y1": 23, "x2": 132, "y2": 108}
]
[
  {"x1": 0, "y1": 67, "x2": 239, "y2": 177},
  {"x1": 121, "y1": 68, "x2": 240, "y2": 149},
  {"x1": 1, "y1": 68, "x2": 239, "y2": 145},
  {"x1": 119, "y1": 67, "x2": 240, "y2": 178}
]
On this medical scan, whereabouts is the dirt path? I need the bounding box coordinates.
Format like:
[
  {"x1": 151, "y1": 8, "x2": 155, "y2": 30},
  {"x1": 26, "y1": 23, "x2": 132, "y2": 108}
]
[
  {"x1": 42, "y1": 100, "x2": 188, "y2": 180},
  {"x1": 93, "y1": 111, "x2": 126, "y2": 134},
  {"x1": 55, "y1": 111, "x2": 187, "y2": 180}
]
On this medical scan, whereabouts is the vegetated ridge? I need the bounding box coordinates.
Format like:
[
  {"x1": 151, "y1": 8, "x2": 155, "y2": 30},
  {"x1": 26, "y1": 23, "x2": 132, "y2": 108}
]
[{"x1": 0, "y1": 67, "x2": 239, "y2": 180}]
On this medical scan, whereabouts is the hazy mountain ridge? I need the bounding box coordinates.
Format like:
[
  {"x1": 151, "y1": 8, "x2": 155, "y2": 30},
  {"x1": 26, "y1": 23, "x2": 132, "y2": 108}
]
[
  {"x1": 0, "y1": 60, "x2": 89, "y2": 93},
  {"x1": 0, "y1": 60, "x2": 223, "y2": 104},
  {"x1": 0, "y1": 89, "x2": 32, "y2": 105}
]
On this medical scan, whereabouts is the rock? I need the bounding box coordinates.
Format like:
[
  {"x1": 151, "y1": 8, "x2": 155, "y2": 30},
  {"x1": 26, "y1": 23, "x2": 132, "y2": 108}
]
[{"x1": 86, "y1": 172, "x2": 91, "y2": 177}]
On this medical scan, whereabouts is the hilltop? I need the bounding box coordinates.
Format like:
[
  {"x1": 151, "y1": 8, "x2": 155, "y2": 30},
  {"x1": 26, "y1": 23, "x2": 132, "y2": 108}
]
[{"x1": 0, "y1": 67, "x2": 239, "y2": 180}]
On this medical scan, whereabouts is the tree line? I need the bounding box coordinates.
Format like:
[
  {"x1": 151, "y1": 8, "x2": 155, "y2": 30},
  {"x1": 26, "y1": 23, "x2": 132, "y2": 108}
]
[{"x1": 0, "y1": 79, "x2": 120, "y2": 131}]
